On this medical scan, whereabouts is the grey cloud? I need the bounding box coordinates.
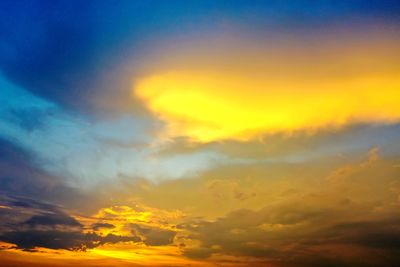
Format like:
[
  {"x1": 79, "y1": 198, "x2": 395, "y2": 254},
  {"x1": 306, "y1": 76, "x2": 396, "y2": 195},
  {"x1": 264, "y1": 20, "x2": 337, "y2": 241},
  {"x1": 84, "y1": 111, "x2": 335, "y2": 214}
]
[
  {"x1": 131, "y1": 224, "x2": 176, "y2": 246},
  {"x1": 24, "y1": 213, "x2": 82, "y2": 228},
  {"x1": 182, "y1": 207, "x2": 400, "y2": 266},
  {"x1": 91, "y1": 222, "x2": 115, "y2": 231},
  {"x1": 0, "y1": 230, "x2": 140, "y2": 251}
]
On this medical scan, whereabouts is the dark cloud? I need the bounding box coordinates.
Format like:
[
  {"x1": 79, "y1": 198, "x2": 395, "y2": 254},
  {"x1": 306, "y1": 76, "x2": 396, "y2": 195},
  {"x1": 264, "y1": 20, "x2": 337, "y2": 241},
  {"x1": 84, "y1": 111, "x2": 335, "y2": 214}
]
[
  {"x1": 131, "y1": 224, "x2": 176, "y2": 246},
  {"x1": 0, "y1": 195, "x2": 78, "y2": 231},
  {"x1": 91, "y1": 223, "x2": 115, "y2": 231},
  {"x1": 144, "y1": 230, "x2": 176, "y2": 246},
  {"x1": 7, "y1": 196, "x2": 60, "y2": 212},
  {"x1": 182, "y1": 208, "x2": 400, "y2": 266},
  {"x1": 24, "y1": 213, "x2": 82, "y2": 229},
  {"x1": 328, "y1": 219, "x2": 400, "y2": 249},
  {"x1": 0, "y1": 230, "x2": 139, "y2": 251},
  {"x1": 182, "y1": 247, "x2": 213, "y2": 259},
  {"x1": 277, "y1": 255, "x2": 396, "y2": 267}
]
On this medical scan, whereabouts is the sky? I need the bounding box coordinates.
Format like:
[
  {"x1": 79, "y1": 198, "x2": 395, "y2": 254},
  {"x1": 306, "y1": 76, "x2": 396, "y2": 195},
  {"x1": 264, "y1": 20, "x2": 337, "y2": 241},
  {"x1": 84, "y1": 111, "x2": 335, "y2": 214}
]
[{"x1": 0, "y1": 0, "x2": 400, "y2": 266}]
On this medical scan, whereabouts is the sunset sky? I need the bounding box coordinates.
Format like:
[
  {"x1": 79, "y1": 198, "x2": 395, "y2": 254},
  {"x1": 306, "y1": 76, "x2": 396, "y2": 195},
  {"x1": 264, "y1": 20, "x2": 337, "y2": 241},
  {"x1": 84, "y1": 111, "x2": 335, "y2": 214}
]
[{"x1": 1, "y1": 1, "x2": 400, "y2": 266}]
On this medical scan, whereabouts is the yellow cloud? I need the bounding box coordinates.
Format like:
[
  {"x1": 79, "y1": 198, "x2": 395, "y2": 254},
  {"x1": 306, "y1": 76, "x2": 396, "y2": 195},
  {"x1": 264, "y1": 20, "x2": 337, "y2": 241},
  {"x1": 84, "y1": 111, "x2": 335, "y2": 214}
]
[
  {"x1": 134, "y1": 32, "x2": 400, "y2": 142},
  {"x1": 91, "y1": 205, "x2": 183, "y2": 237},
  {"x1": 135, "y1": 71, "x2": 400, "y2": 142}
]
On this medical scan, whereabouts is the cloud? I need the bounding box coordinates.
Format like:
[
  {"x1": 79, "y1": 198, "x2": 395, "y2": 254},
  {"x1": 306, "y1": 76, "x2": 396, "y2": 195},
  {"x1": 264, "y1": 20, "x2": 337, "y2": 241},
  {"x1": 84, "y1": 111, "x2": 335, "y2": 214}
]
[
  {"x1": 181, "y1": 207, "x2": 400, "y2": 266},
  {"x1": 0, "y1": 196, "x2": 181, "y2": 253},
  {"x1": 91, "y1": 223, "x2": 115, "y2": 231},
  {"x1": 134, "y1": 30, "x2": 400, "y2": 142},
  {"x1": 155, "y1": 124, "x2": 400, "y2": 161},
  {"x1": 24, "y1": 213, "x2": 82, "y2": 229},
  {"x1": 171, "y1": 148, "x2": 400, "y2": 266},
  {"x1": 0, "y1": 195, "x2": 78, "y2": 232},
  {"x1": 0, "y1": 195, "x2": 142, "y2": 251},
  {"x1": 0, "y1": 138, "x2": 89, "y2": 209},
  {"x1": 131, "y1": 224, "x2": 176, "y2": 246},
  {"x1": 329, "y1": 219, "x2": 400, "y2": 249},
  {"x1": 0, "y1": 76, "x2": 227, "y2": 186},
  {"x1": 0, "y1": 231, "x2": 139, "y2": 251},
  {"x1": 90, "y1": 205, "x2": 181, "y2": 248}
]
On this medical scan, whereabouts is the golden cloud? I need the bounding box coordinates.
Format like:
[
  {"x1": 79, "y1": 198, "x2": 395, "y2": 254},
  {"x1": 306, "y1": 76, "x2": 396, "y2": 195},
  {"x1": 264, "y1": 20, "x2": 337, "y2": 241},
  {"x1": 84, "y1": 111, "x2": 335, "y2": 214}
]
[{"x1": 134, "y1": 32, "x2": 400, "y2": 142}]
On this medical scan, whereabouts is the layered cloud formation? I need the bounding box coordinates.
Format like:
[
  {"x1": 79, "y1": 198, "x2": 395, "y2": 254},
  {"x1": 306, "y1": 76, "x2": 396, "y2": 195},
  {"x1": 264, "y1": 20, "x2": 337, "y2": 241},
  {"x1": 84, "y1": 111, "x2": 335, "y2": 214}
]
[{"x1": 1, "y1": 1, "x2": 400, "y2": 267}]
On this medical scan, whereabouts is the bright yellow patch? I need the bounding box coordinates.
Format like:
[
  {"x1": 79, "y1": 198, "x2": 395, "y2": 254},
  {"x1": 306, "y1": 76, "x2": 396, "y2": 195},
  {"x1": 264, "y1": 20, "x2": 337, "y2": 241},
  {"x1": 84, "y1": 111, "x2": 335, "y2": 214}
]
[{"x1": 135, "y1": 71, "x2": 400, "y2": 142}]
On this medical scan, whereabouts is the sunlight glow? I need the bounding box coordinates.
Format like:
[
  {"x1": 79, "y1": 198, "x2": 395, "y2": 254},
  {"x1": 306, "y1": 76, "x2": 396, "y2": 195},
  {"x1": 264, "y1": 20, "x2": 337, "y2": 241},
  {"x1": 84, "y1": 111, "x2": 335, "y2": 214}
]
[{"x1": 135, "y1": 71, "x2": 400, "y2": 142}]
